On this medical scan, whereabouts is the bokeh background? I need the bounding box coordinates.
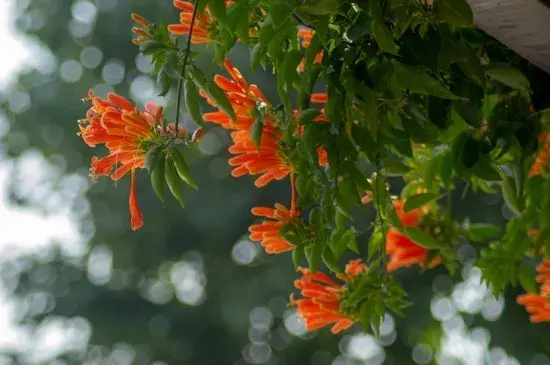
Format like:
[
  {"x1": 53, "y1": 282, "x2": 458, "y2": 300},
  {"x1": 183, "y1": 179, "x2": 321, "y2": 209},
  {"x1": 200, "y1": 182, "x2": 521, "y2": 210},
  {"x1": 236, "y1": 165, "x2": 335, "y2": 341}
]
[{"x1": 1, "y1": 0, "x2": 550, "y2": 364}]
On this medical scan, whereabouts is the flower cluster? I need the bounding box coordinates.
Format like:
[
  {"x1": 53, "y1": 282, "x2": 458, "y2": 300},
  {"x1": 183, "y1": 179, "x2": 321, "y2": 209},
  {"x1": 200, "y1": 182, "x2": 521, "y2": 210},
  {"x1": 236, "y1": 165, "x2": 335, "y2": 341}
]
[
  {"x1": 201, "y1": 59, "x2": 293, "y2": 187},
  {"x1": 79, "y1": 90, "x2": 182, "y2": 230},
  {"x1": 386, "y1": 200, "x2": 441, "y2": 272},
  {"x1": 131, "y1": 13, "x2": 152, "y2": 45},
  {"x1": 74, "y1": 0, "x2": 548, "y2": 340},
  {"x1": 517, "y1": 259, "x2": 550, "y2": 322},
  {"x1": 248, "y1": 204, "x2": 298, "y2": 254},
  {"x1": 168, "y1": 0, "x2": 233, "y2": 44},
  {"x1": 291, "y1": 259, "x2": 367, "y2": 333}
]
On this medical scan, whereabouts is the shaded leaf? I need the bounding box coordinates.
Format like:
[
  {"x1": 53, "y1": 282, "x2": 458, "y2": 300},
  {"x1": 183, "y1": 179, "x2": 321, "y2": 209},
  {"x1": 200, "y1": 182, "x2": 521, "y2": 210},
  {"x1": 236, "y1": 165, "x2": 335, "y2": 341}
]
[
  {"x1": 467, "y1": 223, "x2": 501, "y2": 242},
  {"x1": 150, "y1": 149, "x2": 166, "y2": 205},
  {"x1": 433, "y1": 0, "x2": 474, "y2": 27},
  {"x1": 170, "y1": 147, "x2": 198, "y2": 189},
  {"x1": 165, "y1": 156, "x2": 185, "y2": 208},
  {"x1": 403, "y1": 193, "x2": 439, "y2": 213},
  {"x1": 486, "y1": 64, "x2": 530, "y2": 92},
  {"x1": 405, "y1": 227, "x2": 443, "y2": 249},
  {"x1": 185, "y1": 79, "x2": 204, "y2": 127}
]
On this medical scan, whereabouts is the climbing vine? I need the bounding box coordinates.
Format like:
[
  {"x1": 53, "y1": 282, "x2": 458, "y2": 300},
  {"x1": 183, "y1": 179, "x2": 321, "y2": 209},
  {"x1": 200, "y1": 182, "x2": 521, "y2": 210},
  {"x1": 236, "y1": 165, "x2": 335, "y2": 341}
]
[{"x1": 77, "y1": 0, "x2": 550, "y2": 333}]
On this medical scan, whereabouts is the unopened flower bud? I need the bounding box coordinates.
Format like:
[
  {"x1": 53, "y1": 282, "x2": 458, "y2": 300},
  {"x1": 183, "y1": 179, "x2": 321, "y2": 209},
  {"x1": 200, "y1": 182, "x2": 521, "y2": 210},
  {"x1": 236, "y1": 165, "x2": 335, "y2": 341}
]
[
  {"x1": 192, "y1": 127, "x2": 205, "y2": 143},
  {"x1": 131, "y1": 13, "x2": 149, "y2": 27}
]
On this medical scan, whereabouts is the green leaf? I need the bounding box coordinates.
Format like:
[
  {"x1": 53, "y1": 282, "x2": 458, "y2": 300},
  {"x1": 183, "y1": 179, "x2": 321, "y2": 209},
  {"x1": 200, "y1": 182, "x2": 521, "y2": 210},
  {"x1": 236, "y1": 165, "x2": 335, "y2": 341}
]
[
  {"x1": 145, "y1": 145, "x2": 162, "y2": 173},
  {"x1": 282, "y1": 50, "x2": 303, "y2": 96},
  {"x1": 157, "y1": 69, "x2": 171, "y2": 97},
  {"x1": 298, "y1": 109, "x2": 322, "y2": 125},
  {"x1": 139, "y1": 41, "x2": 167, "y2": 55},
  {"x1": 150, "y1": 149, "x2": 166, "y2": 205},
  {"x1": 433, "y1": 0, "x2": 474, "y2": 27},
  {"x1": 371, "y1": 20, "x2": 399, "y2": 54},
  {"x1": 439, "y1": 150, "x2": 453, "y2": 187},
  {"x1": 184, "y1": 79, "x2": 203, "y2": 127},
  {"x1": 309, "y1": 207, "x2": 323, "y2": 229},
  {"x1": 382, "y1": 158, "x2": 411, "y2": 176},
  {"x1": 163, "y1": 53, "x2": 180, "y2": 78},
  {"x1": 207, "y1": 0, "x2": 227, "y2": 25},
  {"x1": 335, "y1": 210, "x2": 347, "y2": 228},
  {"x1": 519, "y1": 262, "x2": 537, "y2": 293},
  {"x1": 206, "y1": 81, "x2": 237, "y2": 121},
  {"x1": 466, "y1": 223, "x2": 501, "y2": 242},
  {"x1": 404, "y1": 227, "x2": 443, "y2": 249},
  {"x1": 332, "y1": 228, "x2": 356, "y2": 259},
  {"x1": 279, "y1": 223, "x2": 301, "y2": 246},
  {"x1": 486, "y1": 64, "x2": 531, "y2": 92},
  {"x1": 228, "y1": 3, "x2": 250, "y2": 43},
  {"x1": 386, "y1": 202, "x2": 403, "y2": 231},
  {"x1": 403, "y1": 193, "x2": 439, "y2": 213},
  {"x1": 322, "y1": 247, "x2": 343, "y2": 273},
  {"x1": 219, "y1": 27, "x2": 236, "y2": 54},
  {"x1": 347, "y1": 12, "x2": 372, "y2": 41},
  {"x1": 165, "y1": 156, "x2": 185, "y2": 208},
  {"x1": 259, "y1": 17, "x2": 276, "y2": 49},
  {"x1": 250, "y1": 43, "x2": 263, "y2": 72},
  {"x1": 250, "y1": 108, "x2": 264, "y2": 150},
  {"x1": 330, "y1": 228, "x2": 345, "y2": 257},
  {"x1": 271, "y1": 0, "x2": 294, "y2": 27},
  {"x1": 187, "y1": 65, "x2": 208, "y2": 91},
  {"x1": 339, "y1": 178, "x2": 363, "y2": 208},
  {"x1": 393, "y1": 62, "x2": 462, "y2": 100},
  {"x1": 368, "y1": 229, "x2": 384, "y2": 260},
  {"x1": 501, "y1": 173, "x2": 520, "y2": 215},
  {"x1": 305, "y1": 244, "x2": 323, "y2": 272},
  {"x1": 293, "y1": 245, "x2": 305, "y2": 269},
  {"x1": 170, "y1": 147, "x2": 198, "y2": 189},
  {"x1": 457, "y1": 43, "x2": 485, "y2": 85},
  {"x1": 452, "y1": 100, "x2": 482, "y2": 127},
  {"x1": 301, "y1": 0, "x2": 341, "y2": 15}
]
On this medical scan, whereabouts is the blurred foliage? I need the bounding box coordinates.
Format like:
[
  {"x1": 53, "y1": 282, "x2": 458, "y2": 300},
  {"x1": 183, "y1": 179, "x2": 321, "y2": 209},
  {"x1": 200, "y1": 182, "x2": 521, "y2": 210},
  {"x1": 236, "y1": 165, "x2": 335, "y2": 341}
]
[{"x1": 1, "y1": 0, "x2": 550, "y2": 364}]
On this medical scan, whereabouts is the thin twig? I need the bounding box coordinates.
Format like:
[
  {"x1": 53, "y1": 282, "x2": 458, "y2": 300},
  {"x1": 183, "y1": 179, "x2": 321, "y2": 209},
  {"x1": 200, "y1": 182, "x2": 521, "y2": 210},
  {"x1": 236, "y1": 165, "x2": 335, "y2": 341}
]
[
  {"x1": 374, "y1": 121, "x2": 388, "y2": 278},
  {"x1": 446, "y1": 189, "x2": 453, "y2": 246},
  {"x1": 174, "y1": 0, "x2": 200, "y2": 137},
  {"x1": 290, "y1": 173, "x2": 297, "y2": 215}
]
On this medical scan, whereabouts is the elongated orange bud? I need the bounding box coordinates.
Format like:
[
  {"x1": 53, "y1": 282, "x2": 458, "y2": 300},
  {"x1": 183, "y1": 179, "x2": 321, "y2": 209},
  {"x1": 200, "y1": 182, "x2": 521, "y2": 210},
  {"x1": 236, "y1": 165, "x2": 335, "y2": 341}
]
[{"x1": 131, "y1": 13, "x2": 149, "y2": 27}]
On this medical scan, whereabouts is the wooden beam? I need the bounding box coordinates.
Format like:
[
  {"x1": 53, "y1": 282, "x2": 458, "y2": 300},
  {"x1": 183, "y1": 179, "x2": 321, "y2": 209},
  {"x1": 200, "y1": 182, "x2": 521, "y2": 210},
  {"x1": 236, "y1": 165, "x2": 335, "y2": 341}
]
[{"x1": 467, "y1": 0, "x2": 550, "y2": 74}]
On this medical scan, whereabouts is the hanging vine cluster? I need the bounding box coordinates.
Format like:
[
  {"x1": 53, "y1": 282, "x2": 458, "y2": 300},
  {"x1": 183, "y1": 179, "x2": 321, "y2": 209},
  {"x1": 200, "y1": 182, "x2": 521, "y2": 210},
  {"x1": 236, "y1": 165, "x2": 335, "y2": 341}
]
[{"x1": 77, "y1": 0, "x2": 550, "y2": 333}]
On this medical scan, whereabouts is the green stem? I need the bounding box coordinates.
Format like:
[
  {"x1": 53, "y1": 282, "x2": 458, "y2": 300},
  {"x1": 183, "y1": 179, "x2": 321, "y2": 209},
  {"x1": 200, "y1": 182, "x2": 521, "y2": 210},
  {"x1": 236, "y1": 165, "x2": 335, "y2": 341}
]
[
  {"x1": 374, "y1": 120, "x2": 388, "y2": 279},
  {"x1": 446, "y1": 189, "x2": 453, "y2": 245},
  {"x1": 174, "y1": 0, "x2": 200, "y2": 137}
]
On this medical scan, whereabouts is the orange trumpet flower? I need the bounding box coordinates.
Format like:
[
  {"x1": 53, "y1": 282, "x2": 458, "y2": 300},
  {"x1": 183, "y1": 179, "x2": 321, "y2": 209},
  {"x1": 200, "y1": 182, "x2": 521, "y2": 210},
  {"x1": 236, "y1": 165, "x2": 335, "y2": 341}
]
[
  {"x1": 201, "y1": 59, "x2": 293, "y2": 187},
  {"x1": 168, "y1": 0, "x2": 233, "y2": 44},
  {"x1": 297, "y1": 27, "x2": 324, "y2": 72},
  {"x1": 79, "y1": 90, "x2": 184, "y2": 230},
  {"x1": 249, "y1": 204, "x2": 298, "y2": 254},
  {"x1": 517, "y1": 259, "x2": 550, "y2": 323},
  {"x1": 291, "y1": 260, "x2": 367, "y2": 334}
]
